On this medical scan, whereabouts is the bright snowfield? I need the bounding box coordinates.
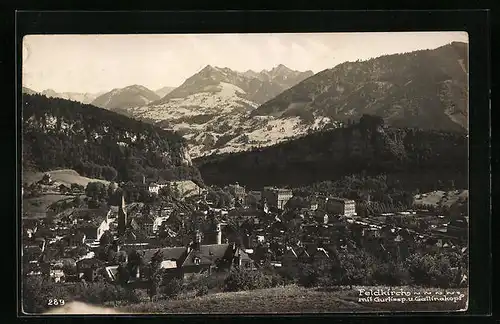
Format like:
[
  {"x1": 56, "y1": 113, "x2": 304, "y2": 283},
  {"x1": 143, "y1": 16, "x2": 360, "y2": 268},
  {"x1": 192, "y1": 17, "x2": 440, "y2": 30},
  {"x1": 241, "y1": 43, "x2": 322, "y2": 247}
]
[
  {"x1": 187, "y1": 114, "x2": 334, "y2": 157},
  {"x1": 130, "y1": 82, "x2": 336, "y2": 158},
  {"x1": 133, "y1": 82, "x2": 257, "y2": 119}
]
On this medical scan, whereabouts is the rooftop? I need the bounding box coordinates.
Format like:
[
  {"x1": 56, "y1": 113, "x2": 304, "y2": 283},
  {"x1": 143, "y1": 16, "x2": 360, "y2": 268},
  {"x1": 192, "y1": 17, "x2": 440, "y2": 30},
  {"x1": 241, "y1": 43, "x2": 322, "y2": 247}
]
[
  {"x1": 71, "y1": 208, "x2": 108, "y2": 223},
  {"x1": 180, "y1": 243, "x2": 233, "y2": 267},
  {"x1": 326, "y1": 197, "x2": 356, "y2": 203},
  {"x1": 134, "y1": 247, "x2": 187, "y2": 264}
]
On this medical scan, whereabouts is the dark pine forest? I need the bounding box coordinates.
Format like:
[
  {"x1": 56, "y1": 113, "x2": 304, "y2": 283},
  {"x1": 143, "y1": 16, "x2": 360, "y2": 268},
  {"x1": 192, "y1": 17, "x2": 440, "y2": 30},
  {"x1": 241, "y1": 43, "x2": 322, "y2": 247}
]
[{"x1": 195, "y1": 115, "x2": 468, "y2": 193}]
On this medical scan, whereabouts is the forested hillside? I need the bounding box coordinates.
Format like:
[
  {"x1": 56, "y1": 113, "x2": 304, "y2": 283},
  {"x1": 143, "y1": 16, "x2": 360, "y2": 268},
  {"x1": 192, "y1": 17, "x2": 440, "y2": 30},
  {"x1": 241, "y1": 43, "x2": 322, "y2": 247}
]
[
  {"x1": 195, "y1": 115, "x2": 467, "y2": 191},
  {"x1": 251, "y1": 42, "x2": 468, "y2": 132},
  {"x1": 22, "y1": 94, "x2": 202, "y2": 184}
]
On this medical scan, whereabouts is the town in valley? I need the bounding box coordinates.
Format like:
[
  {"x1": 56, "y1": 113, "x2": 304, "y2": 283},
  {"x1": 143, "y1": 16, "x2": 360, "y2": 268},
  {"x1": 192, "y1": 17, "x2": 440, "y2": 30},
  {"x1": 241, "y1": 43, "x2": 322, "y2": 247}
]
[{"x1": 21, "y1": 32, "x2": 469, "y2": 314}]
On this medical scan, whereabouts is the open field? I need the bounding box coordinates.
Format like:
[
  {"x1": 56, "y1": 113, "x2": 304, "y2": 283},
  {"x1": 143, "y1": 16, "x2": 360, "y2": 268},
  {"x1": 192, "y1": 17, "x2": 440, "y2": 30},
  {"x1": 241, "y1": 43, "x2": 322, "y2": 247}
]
[
  {"x1": 23, "y1": 169, "x2": 110, "y2": 187},
  {"x1": 118, "y1": 285, "x2": 467, "y2": 314}
]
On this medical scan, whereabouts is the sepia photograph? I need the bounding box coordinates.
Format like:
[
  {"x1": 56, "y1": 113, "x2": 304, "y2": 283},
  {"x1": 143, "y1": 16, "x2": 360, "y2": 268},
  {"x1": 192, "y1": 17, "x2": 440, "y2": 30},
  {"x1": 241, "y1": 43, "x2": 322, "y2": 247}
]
[{"x1": 20, "y1": 32, "x2": 469, "y2": 314}]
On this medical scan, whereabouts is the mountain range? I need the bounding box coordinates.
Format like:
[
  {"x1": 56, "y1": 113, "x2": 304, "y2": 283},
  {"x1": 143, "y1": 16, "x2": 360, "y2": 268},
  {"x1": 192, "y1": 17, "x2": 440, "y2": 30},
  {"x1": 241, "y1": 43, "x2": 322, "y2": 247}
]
[
  {"x1": 23, "y1": 42, "x2": 468, "y2": 160},
  {"x1": 155, "y1": 86, "x2": 176, "y2": 98},
  {"x1": 138, "y1": 43, "x2": 467, "y2": 158},
  {"x1": 22, "y1": 87, "x2": 38, "y2": 95},
  {"x1": 21, "y1": 87, "x2": 106, "y2": 104},
  {"x1": 252, "y1": 42, "x2": 468, "y2": 133},
  {"x1": 125, "y1": 64, "x2": 316, "y2": 157},
  {"x1": 90, "y1": 84, "x2": 161, "y2": 114},
  {"x1": 41, "y1": 89, "x2": 106, "y2": 105}
]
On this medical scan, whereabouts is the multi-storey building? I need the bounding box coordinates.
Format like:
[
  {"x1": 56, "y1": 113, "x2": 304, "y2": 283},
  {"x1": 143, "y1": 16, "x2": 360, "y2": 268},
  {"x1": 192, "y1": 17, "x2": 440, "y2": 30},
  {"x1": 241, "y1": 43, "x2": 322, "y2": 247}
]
[
  {"x1": 225, "y1": 183, "x2": 246, "y2": 203},
  {"x1": 325, "y1": 197, "x2": 356, "y2": 217},
  {"x1": 262, "y1": 187, "x2": 293, "y2": 210}
]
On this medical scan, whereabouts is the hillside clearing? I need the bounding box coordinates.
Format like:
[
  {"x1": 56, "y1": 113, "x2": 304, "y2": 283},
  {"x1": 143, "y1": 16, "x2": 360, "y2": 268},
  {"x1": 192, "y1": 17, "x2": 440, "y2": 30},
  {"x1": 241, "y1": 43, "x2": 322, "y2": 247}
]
[
  {"x1": 414, "y1": 190, "x2": 468, "y2": 208},
  {"x1": 23, "y1": 169, "x2": 110, "y2": 187}
]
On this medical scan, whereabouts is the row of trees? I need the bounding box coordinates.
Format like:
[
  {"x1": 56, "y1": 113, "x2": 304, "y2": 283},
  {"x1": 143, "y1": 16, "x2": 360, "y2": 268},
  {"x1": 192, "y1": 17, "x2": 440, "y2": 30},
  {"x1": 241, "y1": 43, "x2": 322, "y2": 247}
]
[
  {"x1": 74, "y1": 162, "x2": 118, "y2": 181},
  {"x1": 275, "y1": 248, "x2": 467, "y2": 290}
]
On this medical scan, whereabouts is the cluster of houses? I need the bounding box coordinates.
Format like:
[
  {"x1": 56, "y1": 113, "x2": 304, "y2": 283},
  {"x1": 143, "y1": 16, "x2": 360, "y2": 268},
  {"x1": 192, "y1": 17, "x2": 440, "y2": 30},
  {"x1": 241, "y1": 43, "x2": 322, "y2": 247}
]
[{"x1": 22, "y1": 180, "x2": 468, "y2": 286}]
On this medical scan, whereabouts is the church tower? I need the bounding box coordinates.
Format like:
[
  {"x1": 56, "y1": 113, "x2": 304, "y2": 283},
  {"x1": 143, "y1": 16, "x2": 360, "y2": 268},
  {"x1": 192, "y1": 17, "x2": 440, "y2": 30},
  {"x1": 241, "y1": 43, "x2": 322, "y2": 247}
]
[
  {"x1": 262, "y1": 198, "x2": 269, "y2": 214},
  {"x1": 203, "y1": 213, "x2": 222, "y2": 245},
  {"x1": 117, "y1": 192, "x2": 127, "y2": 236},
  {"x1": 209, "y1": 221, "x2": 222, "y2": 245}
]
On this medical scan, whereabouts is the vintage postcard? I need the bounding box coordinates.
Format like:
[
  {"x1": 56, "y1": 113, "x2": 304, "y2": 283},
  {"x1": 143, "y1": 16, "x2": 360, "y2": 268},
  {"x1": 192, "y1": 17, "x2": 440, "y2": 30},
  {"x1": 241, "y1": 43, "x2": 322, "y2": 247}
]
[{"x1": 20, "y1": 32, "x2": 469, "y2": 314}]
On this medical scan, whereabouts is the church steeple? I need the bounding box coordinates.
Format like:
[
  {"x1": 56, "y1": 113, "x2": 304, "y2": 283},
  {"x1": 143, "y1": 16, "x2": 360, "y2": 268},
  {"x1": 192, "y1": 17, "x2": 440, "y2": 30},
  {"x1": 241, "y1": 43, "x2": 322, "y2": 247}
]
[
  {"x1": 118, "y1": 192, "x2": 127, "y2": 236},
  {"x1": 262, "y1": 198, "x2": 269, "y2": 214}
]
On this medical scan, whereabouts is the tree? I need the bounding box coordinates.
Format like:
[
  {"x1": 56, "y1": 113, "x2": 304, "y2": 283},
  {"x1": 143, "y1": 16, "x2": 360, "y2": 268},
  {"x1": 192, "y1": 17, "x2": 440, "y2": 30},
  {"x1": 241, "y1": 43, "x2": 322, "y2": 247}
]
[
  {"x1": 338, "y1": 250, "x2": 374, "y2": 289},
  {"x1": 85, "y1": 182, "x2": 107, "y2": 201},
  {"x1": 72, "y1": 195, "x2": 82, "y2": 208},
  {"x1": 127, "y1": 249, "x2": 145, "y2": 279},
  {"x1": 284, "y1": 196, "x2": 308, "y2": 210},
  {"x1": 148, "y1": 249, "x2": 164, "y2": 301},
  {"x1": 70, "y1": 183, "x2": 85, "y2": 194},
  {"x1": 158, "y1": 185, "x2": 173, "y2": 201},
  {"x1": 102, "y1": 166, "x2": 118, "y2": 181},
  {"x1": 99, "y1": 230, "x2": 113, "y2": 247},
  {"x1": 245, "y1": 192, "x2": 259, "y2": 208},
  {"x1": 116, "y1": 263, "x2": 130, "y2": 286},
  {"x1": 218, "y1": 191, "x2": 233, "y2": 208},
  {"x1": 171, "y1": 182, "x2": 181, "y2": 199}
]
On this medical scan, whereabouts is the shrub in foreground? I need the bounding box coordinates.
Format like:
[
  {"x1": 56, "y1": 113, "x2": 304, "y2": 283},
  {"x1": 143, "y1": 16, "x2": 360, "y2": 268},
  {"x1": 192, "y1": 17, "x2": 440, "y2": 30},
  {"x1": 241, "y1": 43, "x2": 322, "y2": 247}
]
[
  {"x1": 160, "y1": 277, "x2": 184, "y2": 298},
  {"x1": 223, "y1": 269, "x2": 277, "y2": 292}
]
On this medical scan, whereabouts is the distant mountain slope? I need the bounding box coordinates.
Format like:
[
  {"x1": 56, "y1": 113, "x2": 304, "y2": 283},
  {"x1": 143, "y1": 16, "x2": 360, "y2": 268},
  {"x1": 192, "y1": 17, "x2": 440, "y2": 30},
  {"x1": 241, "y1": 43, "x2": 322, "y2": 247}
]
[
  {"x1": 22, "y1": 94, "x2": 201, "y2": 184},
  {"x1": 252, "y1": 42, "x2": 468, "y2": 132},
  {"x1": 91, "y1": 85, "x2": 161, "y2": 114},
  {"x1": 156, "y1": 64, "x2": 313, "y2": 106},
  {"x1": 142, "y1": 44, "x2": 466, "y2": 158},
  {"x1": 22, "y1": 87, "x2": 38, "y2": 95},
  {"x1": 243, "y1": 64, "x2": 315, "y2": 92},
  {"x1": 40, "y1": 89, "x2": 105, "y2": 104},
  {"x1": 131, "y1": 65, "x2": 316, "y2": 157},
  {"x1": 155, "y1": 86, "x2": 176, "y2": 98},
  {"x1": 195, "y1": 114, "x2": 468, "y2": 190}
]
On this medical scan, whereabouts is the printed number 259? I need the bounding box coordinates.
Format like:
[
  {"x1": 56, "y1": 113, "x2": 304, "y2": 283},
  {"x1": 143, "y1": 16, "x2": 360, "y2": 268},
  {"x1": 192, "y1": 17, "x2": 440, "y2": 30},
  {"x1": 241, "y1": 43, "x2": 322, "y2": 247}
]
[{"x1": 47, "y1": 299, "x2": 65, "y2": 306}]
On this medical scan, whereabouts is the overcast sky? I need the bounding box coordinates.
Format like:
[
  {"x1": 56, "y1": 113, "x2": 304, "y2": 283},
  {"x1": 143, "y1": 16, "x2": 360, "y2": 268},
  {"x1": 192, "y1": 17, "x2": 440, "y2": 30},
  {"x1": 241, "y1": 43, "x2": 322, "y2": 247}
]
[{"x1": 22, "y1": 32, "x2": 468, "y2": 94}]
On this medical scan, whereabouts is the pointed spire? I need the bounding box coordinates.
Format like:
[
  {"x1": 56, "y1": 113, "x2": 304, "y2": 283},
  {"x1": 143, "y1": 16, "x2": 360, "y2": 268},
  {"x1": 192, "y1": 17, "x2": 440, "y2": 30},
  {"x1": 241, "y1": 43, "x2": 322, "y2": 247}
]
[{"x1": 118, "y1": 191, "x2": 127, "y2": 237}]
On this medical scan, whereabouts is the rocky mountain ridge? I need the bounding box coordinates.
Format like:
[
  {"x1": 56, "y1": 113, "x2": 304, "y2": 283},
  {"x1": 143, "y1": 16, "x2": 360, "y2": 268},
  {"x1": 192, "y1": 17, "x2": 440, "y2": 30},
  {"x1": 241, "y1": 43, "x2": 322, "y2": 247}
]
[{"x1": 252, "y1": 42, "x2": 468, "y2": 132}]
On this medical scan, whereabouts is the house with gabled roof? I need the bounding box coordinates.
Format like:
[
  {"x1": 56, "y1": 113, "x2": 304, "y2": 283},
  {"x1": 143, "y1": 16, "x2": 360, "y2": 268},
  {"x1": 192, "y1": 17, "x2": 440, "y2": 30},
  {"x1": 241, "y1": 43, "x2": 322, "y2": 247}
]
[{"x1": 131, "y1": 240, "x2": 255, "y2": 282}]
